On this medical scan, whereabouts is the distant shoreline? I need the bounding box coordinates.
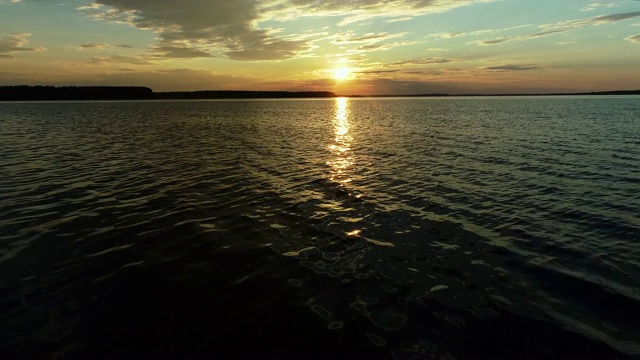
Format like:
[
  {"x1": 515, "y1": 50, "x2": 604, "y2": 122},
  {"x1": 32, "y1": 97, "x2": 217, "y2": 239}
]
[
  {"x1": 0, "y1": 85, "x2": 639, "y2": 101},
  {"x1": 353, "y1": 89, "x2": 640, "y2": 97}
]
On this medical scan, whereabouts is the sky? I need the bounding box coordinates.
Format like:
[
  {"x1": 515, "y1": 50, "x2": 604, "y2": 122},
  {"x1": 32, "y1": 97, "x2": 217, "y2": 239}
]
[{"x1": 1, "y1": 0, "x2": 639, "y2": 95}]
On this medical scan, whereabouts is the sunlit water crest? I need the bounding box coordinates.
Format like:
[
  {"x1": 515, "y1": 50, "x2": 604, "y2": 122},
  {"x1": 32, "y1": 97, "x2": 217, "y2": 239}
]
[{"x1": 1, "y1": 97, "x2": 639, "y2": 358}]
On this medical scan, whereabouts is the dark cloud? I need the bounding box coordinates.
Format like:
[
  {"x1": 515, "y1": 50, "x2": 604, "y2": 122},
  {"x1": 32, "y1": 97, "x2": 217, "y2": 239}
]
[
  {"x1": 80, "y1": 42, "x2": 107, "y2": 49},
  {"x1": 355, "y1": 69, "x2": 400, "y2": 74},
  {"x1": 541, "y1": 10, "x2": 640, "y2": 32},
  {"x1": 476, "y1": 37, "x2": 512, "y2": 45},
  {"x1": 82, "y1": 0, "x2": 310, "y2": 61},
  {"x1": 390, "y1": 57, "x2": 452, "y2": 66},
  {"x1": 590, "y1": 11, "x2": 640, "y2": 24},
  {"x1": 626, "y1": 34, "x2": 640, "y2": 43},
  {"x1": 151, "y1": 46, "x2": 213, "y2": 59},
  {"x1": 79, "y1": 42, "x2": 135, "y2": 50},
  {"x1": 403, "y1": 70, "x2": 444, "y2": 75},
  {"x1": 524, "y1": 29, "x2": 565, "y2": 39},
  {"x1": 484, "y1": 64, "x2": 540, "y2": 71}
]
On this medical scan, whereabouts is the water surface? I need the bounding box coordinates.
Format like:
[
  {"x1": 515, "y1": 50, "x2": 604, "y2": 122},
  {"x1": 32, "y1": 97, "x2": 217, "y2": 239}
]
[{"x1": 1, "y1": 97, "x2": 639, "y2": 358}]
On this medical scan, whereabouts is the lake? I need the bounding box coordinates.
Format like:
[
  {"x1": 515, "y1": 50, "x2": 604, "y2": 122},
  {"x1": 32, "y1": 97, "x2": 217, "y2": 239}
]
[{"x1": 1, "y1": 97, "x2": 639, "y2": 359}]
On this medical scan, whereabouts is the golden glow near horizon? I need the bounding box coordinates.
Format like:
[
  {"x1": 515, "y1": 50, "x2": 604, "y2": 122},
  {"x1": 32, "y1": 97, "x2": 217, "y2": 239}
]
[{"x1": 1, "y1": 1, "x2": 640, "y2": 94}]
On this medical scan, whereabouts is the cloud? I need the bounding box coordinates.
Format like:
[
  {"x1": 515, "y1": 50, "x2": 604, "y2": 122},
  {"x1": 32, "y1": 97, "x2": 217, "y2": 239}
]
[
  {"x1": 78, "y1": 42, "x2": 135, "y2": 52},
  {"x1": 356, "y1": 69, "x2": 401, "y2": 74},
  {"x1": 588, "y1": 11, "x2": 640, "y2": 23},
  {"x1": 403, "y1": 70, "x2": 444, "y2": 75},
  {"x1": 78, "y1": 0, "x2": 496, "y2": 62},
  {"x1": 80, "y1": 42, "x2": 108, "y2": 49},
  {"x1": 626, "y1": 34, "x2": 640, "y2": 43},
  {"x1": 330, "y1": 30, "x2": 416, "y2": 56},
  {"x1": 385, "y1": 17, "x2": 413, "y2": 23},
  {"x1": 0, "y1": 33, "x2": 45, "y2": 59},
  {"x1": 225, "y1": 40, "x2": 307, "y2": 61},
  {"x1": 80, "y1": 0, "x2": 311, "y2": 61},
  {"x1": 474, "y1": 29, "x2": 564, "y2": 45},
  {"x1": 351, "y1": 40, "x2": 418, "y2": 53},
  {"x1": 357, "y1": 57, "x2": 453, "y2": 78},
  {"x1": 476, "y1": 11, "x2": 640, "y2": 45},
  {"x1": 86, "y1": 55, "x2": 156, "y2": 65},
  {"x1": 434, "y1": 24, "x2": 533, "y2": 38},
  {"x1": 484, "y1": 64, "x2": 540, "y2": 71},
  {"x1": 332, "y1": 32, "x2": 407, "y2": 45},
  {"x1": 151, "y1": 45, "x2": 213, "y2": 59},
  {"x1": 581, "y1": 2, "x2": 619, "y2": 12},
  {"x1": 475, "y1": 37, "x2": 512, "y2": 45},
  {"x1": 433, "y1": 32, "x2": 468, "y2": 39},
  {"x1": 268, "y1": 0, "x2": 499, "y2": 26},
  {"x1": 542, "y1": 10, "x2": 640, "y2": 31},
  {"x1": 390, "y1": 58, "x2": 453, "y2": 66}
]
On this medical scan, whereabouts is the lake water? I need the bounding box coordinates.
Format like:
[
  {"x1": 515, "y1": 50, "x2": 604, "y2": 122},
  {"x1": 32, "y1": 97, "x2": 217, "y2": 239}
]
[{"x1": 1, "y1": 97, "x2": 639, "y2": 359}]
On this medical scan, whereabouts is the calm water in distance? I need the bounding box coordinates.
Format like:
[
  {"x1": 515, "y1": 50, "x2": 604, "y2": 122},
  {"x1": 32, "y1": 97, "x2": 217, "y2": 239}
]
[{"x1": 1, "y1": 97, "x2": 639, "y2": 358}]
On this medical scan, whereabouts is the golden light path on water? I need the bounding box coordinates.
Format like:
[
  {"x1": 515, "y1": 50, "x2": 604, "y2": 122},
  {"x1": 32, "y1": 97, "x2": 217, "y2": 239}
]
[
  {"x1": 327, "y1": 97, "x2": 383, "y2": 243},
  {"x1": 328, "y1": 97, "x2": 353, "y2": 185}
]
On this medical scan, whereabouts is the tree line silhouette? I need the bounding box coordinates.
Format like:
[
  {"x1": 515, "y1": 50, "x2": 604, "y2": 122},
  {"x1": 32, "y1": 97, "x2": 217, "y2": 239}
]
[
  {"x1": 0, "y1": 86, "x2": 154, "y2": 100},
  {"x1": 0, "y1": 86, "x2": 336, "y2": 100}
]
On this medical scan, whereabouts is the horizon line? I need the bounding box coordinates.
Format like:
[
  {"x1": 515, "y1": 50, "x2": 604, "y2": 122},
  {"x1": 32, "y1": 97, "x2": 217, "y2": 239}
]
[{"x1": 1, "y1": 85, "x2": 639, "y2": 100}]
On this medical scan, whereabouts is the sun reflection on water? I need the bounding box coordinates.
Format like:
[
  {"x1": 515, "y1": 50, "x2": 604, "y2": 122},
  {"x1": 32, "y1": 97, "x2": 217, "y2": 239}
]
[{"x1": 328, "y1": 97, "x2": 354, "y2": 184}]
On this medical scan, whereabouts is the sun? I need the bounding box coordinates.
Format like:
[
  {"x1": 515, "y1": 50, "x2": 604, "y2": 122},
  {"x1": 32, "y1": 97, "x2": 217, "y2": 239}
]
[{"x1": 334, "y1": 67, "x2": 351, "y2": 80}]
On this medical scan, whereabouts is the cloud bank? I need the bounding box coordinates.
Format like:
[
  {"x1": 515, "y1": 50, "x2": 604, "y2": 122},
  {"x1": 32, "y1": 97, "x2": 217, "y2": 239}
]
[{"x1": 78, "y1": 0, "x2": 495, "y2": 61}]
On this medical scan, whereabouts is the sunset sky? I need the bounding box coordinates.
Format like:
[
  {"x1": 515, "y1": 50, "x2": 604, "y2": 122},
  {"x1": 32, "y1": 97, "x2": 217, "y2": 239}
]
[{"x1": 1, "y1": 0, "x2": 639, "y2": 95}]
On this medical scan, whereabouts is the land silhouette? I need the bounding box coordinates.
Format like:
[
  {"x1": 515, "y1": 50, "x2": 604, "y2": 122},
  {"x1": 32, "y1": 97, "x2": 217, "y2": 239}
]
[
  {"x1": 0, "y1": 85, "x2": 639, "y2": 101},
  {"x1": 0, "y1": 86, "x2": 154, "y2": 100},
  {"x1": 0, "y1": 86, "x2": 334, "y2": 101}
]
